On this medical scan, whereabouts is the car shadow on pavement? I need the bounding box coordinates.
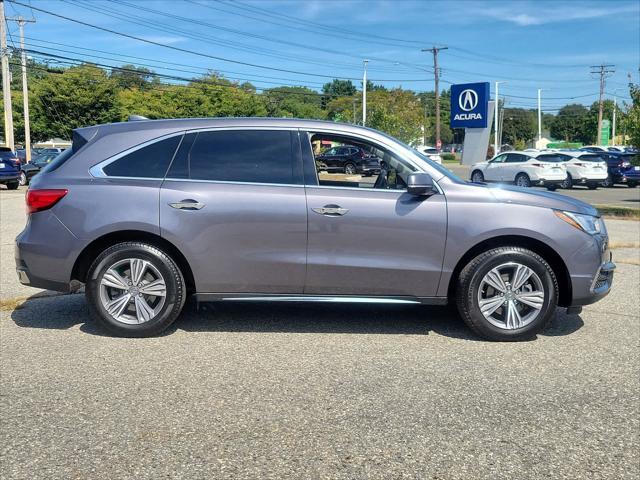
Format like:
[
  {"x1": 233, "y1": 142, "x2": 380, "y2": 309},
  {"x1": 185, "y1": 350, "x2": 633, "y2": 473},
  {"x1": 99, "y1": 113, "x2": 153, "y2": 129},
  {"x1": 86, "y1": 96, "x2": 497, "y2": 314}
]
[{"x1": 10, "y1": 293, "x2": 584, "y2": 341}]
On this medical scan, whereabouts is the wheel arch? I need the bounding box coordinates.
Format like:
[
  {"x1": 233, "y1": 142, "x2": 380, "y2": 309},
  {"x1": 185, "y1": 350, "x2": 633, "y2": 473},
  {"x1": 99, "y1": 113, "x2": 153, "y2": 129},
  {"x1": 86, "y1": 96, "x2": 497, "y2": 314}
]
[
  {"x1": 71, "y1": 230, "x2": 196, "y2": 294},
  {"x1": 447, "y1": 235, "x2": 572, "y2": 307}
]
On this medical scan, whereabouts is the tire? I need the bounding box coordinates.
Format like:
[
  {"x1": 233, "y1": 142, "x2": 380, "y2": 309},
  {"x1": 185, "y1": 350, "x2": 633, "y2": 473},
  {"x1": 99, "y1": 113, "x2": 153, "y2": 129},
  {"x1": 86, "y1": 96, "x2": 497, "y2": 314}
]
[
  {"x1": 546, "y1": 184, "x2": 557, "y2": 191},
  {"x1": 515, "y1": 173, "x2": 531, "y2": 188},
  {"x1": 587, "y1": 183, "x2": 599, "y2": 190},
  {"x1": 18, "y1": 171, "x2": 28, "y2": 186},
  {"x1": 628, "y1": 182, "x2": 638, "y2": 188},
  {"x1": 455, "y1": 247, "x2": 558, "y2": 341},
  {"x1": 85, "y1": 242, "x2": 186, "y2": 337},
  {"x1": 602, "y1": 174, "x2": 614, "y2": 188},
  {"x1": 560, "y1": 173, "x2": 573, "y2": 189},
  {"x1": 471, "y1": 170, "x2": 484, "y2": 183},
  {"x1": 344, "y1": 163, "x2": 357, "y2": 175},
  {"x1": 6, "y1": 181, "x2": 19, "y2": 190}
]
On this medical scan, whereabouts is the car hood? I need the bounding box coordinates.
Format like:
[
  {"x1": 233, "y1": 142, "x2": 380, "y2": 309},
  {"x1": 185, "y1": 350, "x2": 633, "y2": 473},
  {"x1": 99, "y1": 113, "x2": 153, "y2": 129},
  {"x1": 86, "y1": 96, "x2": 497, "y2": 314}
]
[{"x1": 486, "y1": 184, "x2": 598, "y2": 216}]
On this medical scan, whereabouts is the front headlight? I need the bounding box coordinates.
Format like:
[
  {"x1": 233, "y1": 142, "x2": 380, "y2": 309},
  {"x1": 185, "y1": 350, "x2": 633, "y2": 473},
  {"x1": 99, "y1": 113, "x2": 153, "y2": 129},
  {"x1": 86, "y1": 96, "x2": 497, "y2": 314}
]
[{"x1": 554, "y1": 210, "x2": 603, "y2": 235}]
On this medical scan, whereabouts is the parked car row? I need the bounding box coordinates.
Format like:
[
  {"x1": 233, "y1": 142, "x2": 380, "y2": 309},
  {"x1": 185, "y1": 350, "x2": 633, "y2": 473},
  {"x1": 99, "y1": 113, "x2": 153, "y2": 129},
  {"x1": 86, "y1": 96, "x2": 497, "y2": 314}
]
[
  {"x1": 0, "y1": 148, "x2": 63, "y2": 189},
  {"x1": 471, "y1": 148, "x2": 639, "y2": 190}
]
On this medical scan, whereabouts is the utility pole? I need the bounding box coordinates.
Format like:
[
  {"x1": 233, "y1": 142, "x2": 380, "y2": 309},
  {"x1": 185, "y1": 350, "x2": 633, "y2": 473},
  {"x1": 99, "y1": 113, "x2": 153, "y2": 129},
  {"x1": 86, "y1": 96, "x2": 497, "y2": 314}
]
[
  {"x1": 590, "y1": 64, "x2": 615, "y2": 145},
  {"x1": 7, "y1": 15, "x2": 35, "y2": 161},
  {"x1": 422, "y1": 46, "x2": 447, "y2": 149},
  {"x1": 362, "y1": 59, "x2": 368, "y2": 126},
  {"x1": 494, "y1": 81, "x2": 506, "y2": 154},
  {"x1": 0, "y1": 0, "x2": 15, "y2": 150}
]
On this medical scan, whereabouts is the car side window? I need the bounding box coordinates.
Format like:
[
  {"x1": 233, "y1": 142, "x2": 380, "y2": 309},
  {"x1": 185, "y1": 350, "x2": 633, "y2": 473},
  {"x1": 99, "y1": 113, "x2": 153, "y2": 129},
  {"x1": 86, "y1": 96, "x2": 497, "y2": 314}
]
[
  {"x1": 490, "y1": 154, "x2": 507, "y2": 163},
  {"x1": 305, "y1": 132, "x2": 416, "y2": 190},
  {"x1": 173, "y1": 129, "x2": 297, "y2": 185},
  {"x1": 103, "y1": 135, "x2": 182, "y2": 178},
  {"x1": 505, "y1": 153, "x2": 525, "y2": 163}
]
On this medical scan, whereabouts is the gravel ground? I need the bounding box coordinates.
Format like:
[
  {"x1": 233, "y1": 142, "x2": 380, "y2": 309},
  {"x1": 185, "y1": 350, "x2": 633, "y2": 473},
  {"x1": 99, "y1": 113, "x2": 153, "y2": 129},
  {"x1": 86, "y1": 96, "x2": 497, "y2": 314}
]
[{"x1": 1, "y1": 188, "x2": 639, "y2": 479}]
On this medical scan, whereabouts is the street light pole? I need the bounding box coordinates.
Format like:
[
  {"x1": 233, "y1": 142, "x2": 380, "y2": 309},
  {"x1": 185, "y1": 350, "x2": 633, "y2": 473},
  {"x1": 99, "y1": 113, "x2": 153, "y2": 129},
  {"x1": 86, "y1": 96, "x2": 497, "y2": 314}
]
[
  {"x1": 0, "y1": 0, "x2": 15, "y2": 150},
  {"x1": 537, "y1": 88, "x2": 543, "y2": 143},
  {"x1": 362, "y1": 59, "x2": 368, "y2": 126},
  {"x1": 612, "y1": 89, "x2": 618, "y2": 145}
]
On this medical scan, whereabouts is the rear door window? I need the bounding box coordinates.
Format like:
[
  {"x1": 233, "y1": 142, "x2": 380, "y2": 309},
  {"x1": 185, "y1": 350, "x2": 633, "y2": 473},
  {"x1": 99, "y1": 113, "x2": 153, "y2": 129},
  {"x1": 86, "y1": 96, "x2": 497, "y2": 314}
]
[
  {"x1": 103, "y1": 135, "x2": 182, "y2": 178},
  {"x1": 173, "y1": 129, "x2": 299, "y2": 185}
]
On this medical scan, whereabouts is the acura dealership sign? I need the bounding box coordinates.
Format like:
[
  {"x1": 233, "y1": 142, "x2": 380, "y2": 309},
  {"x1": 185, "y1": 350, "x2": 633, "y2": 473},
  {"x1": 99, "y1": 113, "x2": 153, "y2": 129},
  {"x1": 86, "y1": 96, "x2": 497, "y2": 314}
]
[{"x1": 450, "y1": 82, "x2": 489, "y2": 128}]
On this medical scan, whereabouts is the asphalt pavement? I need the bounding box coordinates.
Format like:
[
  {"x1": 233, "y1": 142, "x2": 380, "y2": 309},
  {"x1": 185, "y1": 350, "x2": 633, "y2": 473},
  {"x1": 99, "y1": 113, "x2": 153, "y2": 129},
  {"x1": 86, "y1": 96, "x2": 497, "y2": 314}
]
[{"x1": 1, "y1": 186, "x2": 639, "y2": 479}]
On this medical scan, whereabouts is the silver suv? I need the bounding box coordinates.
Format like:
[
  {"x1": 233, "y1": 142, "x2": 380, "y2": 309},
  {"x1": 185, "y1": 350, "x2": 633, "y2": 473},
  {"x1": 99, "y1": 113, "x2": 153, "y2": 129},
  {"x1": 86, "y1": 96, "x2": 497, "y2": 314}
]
[{"x1": 15, "y1": 118, "x2": 614, "y2": 340}]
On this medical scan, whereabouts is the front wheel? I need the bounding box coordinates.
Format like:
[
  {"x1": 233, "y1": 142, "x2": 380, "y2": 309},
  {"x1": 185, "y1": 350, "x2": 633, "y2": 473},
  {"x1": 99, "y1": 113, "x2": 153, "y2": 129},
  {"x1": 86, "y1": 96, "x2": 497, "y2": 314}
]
[
  {"x1": 18, "y1": 171, "x2": 28, "y2": 186},
  {"x1": 86, "y1": 242, "x2": 186, "y2": 337},
  {"x1": 628, "y1": 181, "x2": 638, "y2": 188},
  {"x1": 471, "y1": 170, "x2": 484, "y2": 183},
  {"x1": 560, "y1": 174, "x2": 573, "y2": 189},
  {"x1": 602, "y1": 174, "x2": 614, "y2": 188},
  {"x1": 456, "y1": 247, "x2": 558, "y2": 341},
  {"x1": 515, "y1": 173, "x2": 531, "y2": 188}
]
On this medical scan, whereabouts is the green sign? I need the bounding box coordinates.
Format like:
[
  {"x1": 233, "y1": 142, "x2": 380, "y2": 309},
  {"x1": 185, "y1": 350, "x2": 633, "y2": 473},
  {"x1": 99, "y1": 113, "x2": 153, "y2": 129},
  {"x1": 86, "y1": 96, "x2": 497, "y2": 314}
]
[{"x1": 601, "y1": 119, "x2": 611, "y2": 146}]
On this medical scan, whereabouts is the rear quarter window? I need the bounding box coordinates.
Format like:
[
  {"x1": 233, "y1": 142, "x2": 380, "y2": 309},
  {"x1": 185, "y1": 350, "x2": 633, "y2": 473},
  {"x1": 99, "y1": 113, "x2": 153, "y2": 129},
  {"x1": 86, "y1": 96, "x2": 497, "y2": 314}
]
[{"x1": 103, "y1": 135, "x2": 183, "y2": 178}]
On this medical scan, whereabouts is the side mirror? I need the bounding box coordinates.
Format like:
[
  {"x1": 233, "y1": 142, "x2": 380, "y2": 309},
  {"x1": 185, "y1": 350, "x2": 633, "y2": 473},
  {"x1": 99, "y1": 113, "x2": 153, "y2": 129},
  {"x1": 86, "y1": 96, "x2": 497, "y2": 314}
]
[{"x1": 407, "y1": 172, "x2": 437, "y2": 196}]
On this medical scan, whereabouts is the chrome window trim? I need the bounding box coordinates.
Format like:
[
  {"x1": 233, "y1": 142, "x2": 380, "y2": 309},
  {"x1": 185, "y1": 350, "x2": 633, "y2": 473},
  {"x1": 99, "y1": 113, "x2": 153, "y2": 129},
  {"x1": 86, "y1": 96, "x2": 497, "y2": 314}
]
[{"x1": 163, "y1": 177, "x2": 305, "y2": 188}]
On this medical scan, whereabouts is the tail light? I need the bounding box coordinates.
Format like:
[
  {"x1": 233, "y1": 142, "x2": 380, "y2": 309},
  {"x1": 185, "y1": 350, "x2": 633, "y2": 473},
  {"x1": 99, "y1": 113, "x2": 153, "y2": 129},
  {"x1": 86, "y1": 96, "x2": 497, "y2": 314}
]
[
  {"x1": 26, "y1": 189, "x2": 68, "y2": 214},
  {"x1": 530, "y1": 163, "x2": 543, "y2": 167}
]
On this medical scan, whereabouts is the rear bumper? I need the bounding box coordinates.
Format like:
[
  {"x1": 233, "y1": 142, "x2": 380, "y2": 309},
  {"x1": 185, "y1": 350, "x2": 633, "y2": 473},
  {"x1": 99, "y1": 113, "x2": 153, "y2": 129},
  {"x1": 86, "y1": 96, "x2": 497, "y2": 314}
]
[{"x1": 0, "y1": 173, "x2": 19, "y2": 183}]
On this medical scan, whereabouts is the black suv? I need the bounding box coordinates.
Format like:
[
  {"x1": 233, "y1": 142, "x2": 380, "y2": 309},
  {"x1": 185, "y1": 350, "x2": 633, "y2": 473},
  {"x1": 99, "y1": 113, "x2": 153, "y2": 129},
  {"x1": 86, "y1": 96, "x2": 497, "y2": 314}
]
[{"x1": 315, "y1": 145, "x2": 380, "y2": 176}]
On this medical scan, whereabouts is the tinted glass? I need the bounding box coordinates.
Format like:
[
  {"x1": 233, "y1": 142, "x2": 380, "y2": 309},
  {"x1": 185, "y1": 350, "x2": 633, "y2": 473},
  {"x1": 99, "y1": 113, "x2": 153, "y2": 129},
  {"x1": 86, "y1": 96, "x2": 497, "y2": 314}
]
[
  {"x1": 537, "y1": 154, "x2": 565, "y2": 163},
  {"x1": 505, "y1": 154, "x2": 526, "y2": 163},
  {"x1": 104, "y1": 135, "x2": 182, "y2": 178},
  {"x1": 578, "y1": 154, "x2": 604, "y2": 162},
  {"x1": 189, "y1": 130, "x2": 294, "y2": 184}
]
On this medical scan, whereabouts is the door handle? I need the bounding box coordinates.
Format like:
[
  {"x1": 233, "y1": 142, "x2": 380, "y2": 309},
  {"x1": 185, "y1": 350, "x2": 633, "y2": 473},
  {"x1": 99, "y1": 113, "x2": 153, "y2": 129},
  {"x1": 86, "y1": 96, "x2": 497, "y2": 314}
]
[
  {"x1": 169, "y1": 199, "x2": 205, "y2": 210},
  {"x1": 312, "y1": 204, "x2": 349, "y2": 216}
]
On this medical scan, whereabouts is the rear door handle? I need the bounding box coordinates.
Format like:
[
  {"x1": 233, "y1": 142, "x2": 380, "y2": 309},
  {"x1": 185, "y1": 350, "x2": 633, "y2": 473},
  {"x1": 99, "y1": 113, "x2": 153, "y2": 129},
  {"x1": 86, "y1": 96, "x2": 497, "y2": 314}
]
[
  {"x1": 169, "y1": 199, "x2": 205, "y2": 210},
  {"x1": 312, "y1": 204, "x2": 349, "y2": 216}
]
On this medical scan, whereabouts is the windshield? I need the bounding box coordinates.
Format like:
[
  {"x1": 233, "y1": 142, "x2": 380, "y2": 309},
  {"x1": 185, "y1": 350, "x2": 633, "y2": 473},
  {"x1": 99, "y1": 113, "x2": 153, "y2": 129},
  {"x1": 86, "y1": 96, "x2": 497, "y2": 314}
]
[
  {"x1": 579, "y1": 154, "x2": 605, "y2": 162},
  {"x1": 536, "y1": 154, "x2": 566, "y2": 163}
]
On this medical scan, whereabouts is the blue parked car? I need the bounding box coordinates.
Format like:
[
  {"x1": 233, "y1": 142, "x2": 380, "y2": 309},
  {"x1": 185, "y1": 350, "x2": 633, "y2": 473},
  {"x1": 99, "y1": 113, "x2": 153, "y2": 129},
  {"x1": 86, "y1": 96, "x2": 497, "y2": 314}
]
[
  {"x1": 620, "y1": 154, "x2": 640, "y2": 187},
  {"x1": 596, "y1": 152, "x2": 638, "y2": 188},
  {"x1": 0, "y1": 147, "x2": 21, "y2": 190}
]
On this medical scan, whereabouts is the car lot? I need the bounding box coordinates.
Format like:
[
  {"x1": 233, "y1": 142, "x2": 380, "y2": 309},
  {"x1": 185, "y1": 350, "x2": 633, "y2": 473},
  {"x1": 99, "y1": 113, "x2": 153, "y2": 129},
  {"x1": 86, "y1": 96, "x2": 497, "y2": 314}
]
[
  {"x1": 1, "y1": 187, "x2": 639, "y2": 478},
  {"x1": 447, "y1": 163, "x2": 640, "y2": 208}
]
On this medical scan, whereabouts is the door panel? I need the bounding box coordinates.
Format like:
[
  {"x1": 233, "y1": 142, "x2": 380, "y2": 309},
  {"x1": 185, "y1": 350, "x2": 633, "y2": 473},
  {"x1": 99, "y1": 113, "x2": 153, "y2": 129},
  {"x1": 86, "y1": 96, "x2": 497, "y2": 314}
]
[
  {"x1": 304, "y1": 187, "x2": 447, "y2": 297},
  {"x1": 160, "y1": 181, "x2": 307, "y2": 293}
]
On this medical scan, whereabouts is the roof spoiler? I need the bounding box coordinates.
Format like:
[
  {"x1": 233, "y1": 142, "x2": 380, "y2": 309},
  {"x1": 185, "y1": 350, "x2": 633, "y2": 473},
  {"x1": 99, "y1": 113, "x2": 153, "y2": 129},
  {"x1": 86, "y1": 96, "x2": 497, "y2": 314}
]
[{"x1": 128, "y1": 115, "x2": 149, "y2": 121}]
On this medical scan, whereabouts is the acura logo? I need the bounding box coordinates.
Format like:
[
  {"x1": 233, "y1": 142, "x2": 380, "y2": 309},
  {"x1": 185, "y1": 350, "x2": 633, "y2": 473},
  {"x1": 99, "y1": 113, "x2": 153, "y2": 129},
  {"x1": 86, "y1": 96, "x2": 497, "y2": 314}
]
[{"x1": 459, "y1": 89, "x2": 478, "y2": 112}]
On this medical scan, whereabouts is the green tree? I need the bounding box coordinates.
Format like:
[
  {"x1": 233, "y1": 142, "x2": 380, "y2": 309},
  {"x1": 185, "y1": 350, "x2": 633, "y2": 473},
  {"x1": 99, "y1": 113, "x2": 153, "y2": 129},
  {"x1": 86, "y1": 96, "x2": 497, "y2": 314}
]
[
  {"x1": 625, "y1": 77, "x2": 640, "y2": 148},
  {"x1": 30, "y1": 64, "x2": 120, "y2": 140},
  {"x1": 501, "y1": 108, "x2": 536, "y2": 145},
  {"x1": 366, "y1": 89, "x2": 423, "y2": 143},
  {"x1": 262, "y1": 86, "x2": 325, "y2": 119},
  {"x1": 550, "y1": 104, "x2": 590, "y2": 142},
  {"x1": 110, "y1": 64, "x2": 158, "y2": 90}
]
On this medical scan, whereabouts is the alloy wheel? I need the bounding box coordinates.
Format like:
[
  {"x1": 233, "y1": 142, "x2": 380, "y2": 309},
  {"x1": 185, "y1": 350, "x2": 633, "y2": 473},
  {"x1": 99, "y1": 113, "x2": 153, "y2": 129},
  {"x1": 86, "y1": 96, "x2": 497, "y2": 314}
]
[
  {"x1": 345, "y1": 164, "x2": 356, "y2": 175},
  {"x1": 477, "y1": 262, "x2": 544, "y2": 330},
  {"x1": 19, "y1": 171, "x2": 27, "y2": 186},
  {"x1": 99, "y1": 258, "x2": 167, "y2": 325}
]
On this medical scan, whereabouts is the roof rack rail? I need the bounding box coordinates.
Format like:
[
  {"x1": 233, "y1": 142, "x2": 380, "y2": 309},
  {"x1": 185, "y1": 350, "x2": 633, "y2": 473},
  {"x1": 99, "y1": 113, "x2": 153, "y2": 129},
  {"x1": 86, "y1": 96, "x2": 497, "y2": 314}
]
[{"x1": 127, "y1": 115, "x2": 149, "y2": 121}]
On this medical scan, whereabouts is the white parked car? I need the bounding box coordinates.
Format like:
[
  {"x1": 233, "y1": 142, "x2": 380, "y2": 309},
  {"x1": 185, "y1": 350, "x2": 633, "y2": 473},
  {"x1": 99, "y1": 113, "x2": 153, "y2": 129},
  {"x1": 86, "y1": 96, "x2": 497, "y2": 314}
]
[
  {"x1": 534, "y1": 152, "x2": 608, "y2": 189},
  {"x1": 416, "y1": 146, "x2": 442, "y2": 164},
  {"x1": 470, "y1": 151, "x2": 566, "y2": 190}
]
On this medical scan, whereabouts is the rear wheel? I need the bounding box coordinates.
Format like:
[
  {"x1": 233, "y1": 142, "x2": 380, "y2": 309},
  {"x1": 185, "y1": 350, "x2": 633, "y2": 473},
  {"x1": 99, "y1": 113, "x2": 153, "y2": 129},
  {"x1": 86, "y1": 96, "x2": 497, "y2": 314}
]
[
  {"x1": 515, "y1": 173, "x2": 531, "y2": 188},
  {"x1": 471, "y1": 170, "x2": 484, "y2": 183},
  {"x1": 456, "y1": 247, "x2": 558, "y2": 341},
  {"x1": 344, "y1": 163, "x2": 357, "y2": 175},
  {"x1": 86, "y1": 242, "x2": 186, "y2": 337},
  {"x1": 602, "y1": 174, "x2": 614, "y2": 188},
  {"x1": 560, "y1": 173, "x2": 573, "y2": 189},
  {"x1": 6, "y1": 181, "x2": 19, "y2": 190}
]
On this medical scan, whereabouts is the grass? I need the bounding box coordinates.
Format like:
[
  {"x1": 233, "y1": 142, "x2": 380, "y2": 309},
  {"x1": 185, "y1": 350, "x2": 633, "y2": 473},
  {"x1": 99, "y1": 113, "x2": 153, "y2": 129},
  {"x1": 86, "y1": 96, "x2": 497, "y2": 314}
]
[
  {"x1": 595, "y1": 205, "x2": 640, "y2": 220},
  {"x1": 0, "y1": 297, "x2": 27, "y2": 312}
]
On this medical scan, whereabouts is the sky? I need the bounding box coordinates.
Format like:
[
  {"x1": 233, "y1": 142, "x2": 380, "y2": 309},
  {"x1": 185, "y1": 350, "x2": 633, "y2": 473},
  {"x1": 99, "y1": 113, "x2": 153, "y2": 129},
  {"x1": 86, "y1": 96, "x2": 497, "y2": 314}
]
[{"x1": 4, "y1": 0, "x2": 639, "y2": 113}]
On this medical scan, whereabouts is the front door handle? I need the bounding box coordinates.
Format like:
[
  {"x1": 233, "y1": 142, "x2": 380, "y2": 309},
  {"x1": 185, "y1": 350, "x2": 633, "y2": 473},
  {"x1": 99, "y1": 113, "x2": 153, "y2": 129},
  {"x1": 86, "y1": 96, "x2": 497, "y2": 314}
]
[
  {"x1": 169, "y1": 199, "x2": 205, "y2": 210},
  {"x1": 312, "y1": 204, "x2": 349, "y2": 216}
]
